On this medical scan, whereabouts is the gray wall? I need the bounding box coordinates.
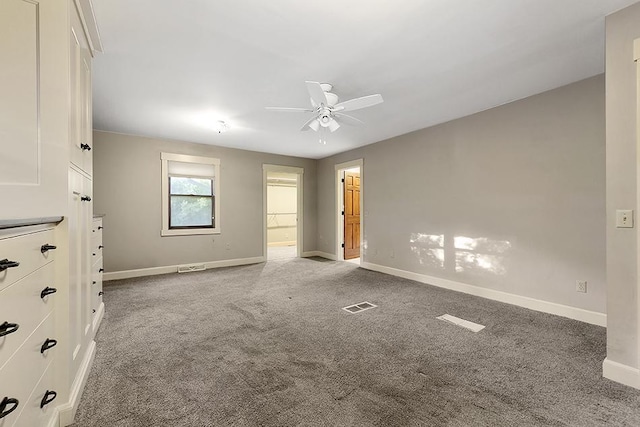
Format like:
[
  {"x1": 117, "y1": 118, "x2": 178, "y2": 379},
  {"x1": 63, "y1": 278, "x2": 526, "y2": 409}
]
[
  {"x1": 317, "y1": 76, "x2": 606, "y2": 314},
  {"x1": 93, "y1": 131, "x2": 316, "y2": 272},
  {"x1": 605, "y1": 3, "x2": 640, "y2": 369}
]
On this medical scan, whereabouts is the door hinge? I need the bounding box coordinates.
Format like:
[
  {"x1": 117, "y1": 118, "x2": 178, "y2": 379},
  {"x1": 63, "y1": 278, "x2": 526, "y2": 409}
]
[
  {"x1": 341, "y1": 211, "x2": 344, "y2": 215},
  {"x1": 341, "y1": 243, "x2": 345, "y2": 248},
  {"x1": 341, "y1": 178, "x2": 345, "y2": 183}
]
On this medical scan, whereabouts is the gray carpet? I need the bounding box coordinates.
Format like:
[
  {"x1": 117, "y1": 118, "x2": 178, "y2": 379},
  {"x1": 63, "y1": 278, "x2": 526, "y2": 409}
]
[
  {"x1": 267, "y1": 245, "x2": 297, "y2": 260},
  {"x1": 72, "y1": 257, "x2": 640, "y2": 426}
]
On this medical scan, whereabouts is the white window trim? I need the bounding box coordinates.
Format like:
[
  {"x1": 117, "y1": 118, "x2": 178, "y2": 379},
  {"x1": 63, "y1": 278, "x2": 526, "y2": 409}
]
[{"x1": 161, "y1": 152, "x2": 221, "y2": 236}]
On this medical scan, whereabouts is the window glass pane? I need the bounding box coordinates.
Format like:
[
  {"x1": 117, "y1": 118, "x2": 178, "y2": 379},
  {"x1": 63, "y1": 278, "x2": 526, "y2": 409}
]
[
  {"x1": 170, "y1": 177, "x2": 212, "y2": 196},
  {"x1": 170, "y1": 196, "x2": 213, "y2": 227}
]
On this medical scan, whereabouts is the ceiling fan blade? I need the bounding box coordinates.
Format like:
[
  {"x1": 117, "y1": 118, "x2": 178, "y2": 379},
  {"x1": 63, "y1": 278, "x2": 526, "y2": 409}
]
[
  {"x1": 333, "y1": 94, "x2": 383, "y2": 112},
  {"x1": 305, "y1": 81, "x2": 328, "y2": 107},
  {"x1": 328, "y1": 118, "x2": 340, "y2": 132},
  {"x1": 300, "y1": 116, "x2": 320, "y2": 131},
  {"x1": 265, "y1": 107, "x2": 314, "y2": 113},
  {"x1": 333, "y1": 112, "x2": 364, "y2": 126}
]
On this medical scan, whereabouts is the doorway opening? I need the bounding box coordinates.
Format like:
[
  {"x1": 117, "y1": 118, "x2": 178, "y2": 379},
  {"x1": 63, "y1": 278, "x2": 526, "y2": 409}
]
[
  {"x1": 263, "y1": 165, "x2": 304, "y2": 261},
  {"x1": 335, "y1": 159, "x2": 363, "y2": 264}
]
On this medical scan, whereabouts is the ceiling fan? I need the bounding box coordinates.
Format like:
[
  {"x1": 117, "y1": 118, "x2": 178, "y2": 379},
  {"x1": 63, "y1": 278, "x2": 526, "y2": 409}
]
[{"x1": 266, "y1": 81, "x2": 383, "y2": 133}]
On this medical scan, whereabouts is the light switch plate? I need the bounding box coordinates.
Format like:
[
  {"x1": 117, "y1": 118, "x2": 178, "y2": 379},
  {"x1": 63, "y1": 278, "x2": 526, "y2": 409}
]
[{"x1": 616, "y1": 210, "x2": 634, "y2": 228}]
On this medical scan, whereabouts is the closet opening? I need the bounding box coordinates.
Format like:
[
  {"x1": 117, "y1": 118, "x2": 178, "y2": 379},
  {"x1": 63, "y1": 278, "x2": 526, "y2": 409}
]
[{"x1": 263, "y1": 165, "x2": 304, "y2": 261}]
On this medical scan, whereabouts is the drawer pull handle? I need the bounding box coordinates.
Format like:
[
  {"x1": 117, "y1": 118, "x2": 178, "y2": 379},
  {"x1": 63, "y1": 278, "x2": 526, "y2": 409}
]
[
  {"x1": 41, "y1": 338, "x2": 58, "y2": 353},
  {"x1": 93, "y1": 253, "x2": 96, "y2": 256},
  {"x1": 92, "y1": 309, "x2": 96, "y2": 313},
  {"x1": 93, "y1": 281, "x2": 96, "y2": 285},
  {"x1": 40, "y1": 391, "x2": 57, "y2": 408},
  {"x1": 81, "y1": 195, "x2": 92, "y2": 202},
  {"x1": 0, "y1": 259, "x2": 19, "y2": 272},
  {"x1": 99, "y1": 245, "x2": 104, "y2": 249},
  {"x1": 41, "y1": 244, "x2": 57, "y2": 253},
  {"x1": 0, "y1": 322, "x2": 19, "y2": 337},
  {"x1": 80, "y1": 143, "x2": 91, "y2": 151},
  {"x1": 99, "y1": 268, "x2": 104, "y2": 273},
  {"x1": 41, "y1": 287, "x2": 57, "y2": 298},
  {"x1": 0, "y1": 397, "x2": 19, "y2": 419},
  {"x1": 98, "y1": 226, "x2": 103, "y2": 230},
  {"x1": 98, "y1": 291, "x2": 104, "y2": 296}
]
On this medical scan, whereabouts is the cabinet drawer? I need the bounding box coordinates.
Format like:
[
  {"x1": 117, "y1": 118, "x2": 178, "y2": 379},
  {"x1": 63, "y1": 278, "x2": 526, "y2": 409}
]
[
  {"x1": 91, "y1": 220, "x2": 102, "y2": 242},
  {"x1": 92, "y1": 257, "x2": 103, "y2": 277},
  {"x1": 0, "y1": 229, "x2": 55, "y2": 293},
  {"x1": 0, "y1": 263, "x2": 56, "y2": 369},
  {"x1": 9, "y1": 363, "x2": 56, "y2": 427},
  {"x1": 90, "y1": 241, "x2": 103, "y2": 260},
  {"x1": 0, "y1": 315, "x2": 54, "y2": 427}
]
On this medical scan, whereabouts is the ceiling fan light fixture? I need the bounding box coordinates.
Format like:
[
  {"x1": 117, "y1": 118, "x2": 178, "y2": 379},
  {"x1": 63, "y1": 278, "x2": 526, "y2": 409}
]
[
  {"x1": 319, "y1": 114, "x2": 332, "y2": 126},
  {"x1": 309, "y1": 119, "x2": 320, "y2": 131}
]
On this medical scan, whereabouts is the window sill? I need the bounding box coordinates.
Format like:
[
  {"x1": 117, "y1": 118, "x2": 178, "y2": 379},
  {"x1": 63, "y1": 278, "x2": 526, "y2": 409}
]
[{"x1": 161, "y1": 228, "x2": 220, "y2": 236}]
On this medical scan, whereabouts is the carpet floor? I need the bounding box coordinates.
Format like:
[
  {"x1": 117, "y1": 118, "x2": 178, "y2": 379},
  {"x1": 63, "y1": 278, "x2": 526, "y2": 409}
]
[{"x1": 72, "y1": 257, "x2": 640, "y2": 426}]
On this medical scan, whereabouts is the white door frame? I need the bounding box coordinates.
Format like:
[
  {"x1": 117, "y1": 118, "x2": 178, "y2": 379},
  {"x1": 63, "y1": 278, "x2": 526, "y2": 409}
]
[
  {"x1": 335, "y1": 159, "x2": 364, "y2": 262},
  {"x1": 263, "y1": 164, "x2": 304, "y2": 259}
]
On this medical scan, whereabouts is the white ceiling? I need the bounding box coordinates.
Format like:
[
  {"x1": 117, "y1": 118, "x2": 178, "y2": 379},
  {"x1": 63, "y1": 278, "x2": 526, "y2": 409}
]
[{"x1": 91, "y1": 0, "x2": 639, "y2": 159}]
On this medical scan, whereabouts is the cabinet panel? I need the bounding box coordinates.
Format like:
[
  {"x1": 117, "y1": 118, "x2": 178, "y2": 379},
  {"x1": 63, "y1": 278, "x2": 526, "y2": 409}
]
[{"x1": 0, "y1": 0, "x2": 39, "y2": 186}]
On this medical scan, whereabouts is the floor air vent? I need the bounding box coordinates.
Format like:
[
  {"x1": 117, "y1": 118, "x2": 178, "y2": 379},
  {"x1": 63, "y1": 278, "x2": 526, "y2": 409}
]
[
  {"x1": 342, "y1": 301, "x2": 377, "y2": 314},
  {"x1": 177, "y1": 264, "x2": 206, "y2": 273},
  {"x1": 437, "y1": 314, "x2": 485, "y2": 332}
]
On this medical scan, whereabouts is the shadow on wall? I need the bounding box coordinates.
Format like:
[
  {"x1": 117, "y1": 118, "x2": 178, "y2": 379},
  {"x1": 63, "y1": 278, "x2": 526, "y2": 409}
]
[{"x1": 409, "y1": 233, "x2": 511, "y2": 276}]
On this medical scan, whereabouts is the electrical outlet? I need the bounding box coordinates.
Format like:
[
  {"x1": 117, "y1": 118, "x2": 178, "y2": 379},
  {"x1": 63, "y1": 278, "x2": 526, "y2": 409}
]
[{"x1": 576, "y1": 280, "x2": 587, "y2": 293}]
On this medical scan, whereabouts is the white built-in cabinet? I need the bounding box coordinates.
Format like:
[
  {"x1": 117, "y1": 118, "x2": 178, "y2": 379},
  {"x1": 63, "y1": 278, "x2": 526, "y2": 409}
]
[{"x1": 0, "y1": 1, "x2": 102, "y2": 426}]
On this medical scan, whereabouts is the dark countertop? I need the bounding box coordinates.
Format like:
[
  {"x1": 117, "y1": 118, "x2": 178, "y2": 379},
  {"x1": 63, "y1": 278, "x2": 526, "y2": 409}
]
[{"x1": 0, "y1": 216, "x2": 64, "y2": 230}]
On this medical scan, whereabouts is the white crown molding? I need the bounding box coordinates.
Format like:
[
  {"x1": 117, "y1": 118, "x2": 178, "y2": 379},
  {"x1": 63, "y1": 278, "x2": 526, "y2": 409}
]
[{"x1": 74, "y1": 0, "x2": 103, "y2": 54}]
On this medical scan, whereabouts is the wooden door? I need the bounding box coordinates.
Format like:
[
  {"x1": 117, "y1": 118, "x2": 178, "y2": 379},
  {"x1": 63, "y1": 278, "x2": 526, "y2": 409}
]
[{"x1": 344, "y1": 172, "x2": 361, "y2": 259}]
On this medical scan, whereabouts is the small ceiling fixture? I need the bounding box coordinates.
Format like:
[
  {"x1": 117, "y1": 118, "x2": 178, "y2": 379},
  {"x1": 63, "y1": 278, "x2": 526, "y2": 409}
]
[{"x1": 213, "y1": 120, "x2": 229, "y2": 133}]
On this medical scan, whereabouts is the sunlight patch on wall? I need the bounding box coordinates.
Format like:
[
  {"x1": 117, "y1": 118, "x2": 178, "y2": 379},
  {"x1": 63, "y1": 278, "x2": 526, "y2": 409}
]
[
  {"x1": 410, "y1": 233, "x2": 446, "y2": 269},
  {"x1": 454, "y1": 236, "x2": 511, "y2": 275},
  {"x1": 410, "y1": 233, "x2": 511, "y2": 276}
]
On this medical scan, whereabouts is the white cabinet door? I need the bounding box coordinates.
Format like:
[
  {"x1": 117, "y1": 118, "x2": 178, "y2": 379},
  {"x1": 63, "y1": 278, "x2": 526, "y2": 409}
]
[
  {"x1": 68, "y1": 168, "x2": 92, "y2": 381},
  {"x1": 70, "y1": 5, "x2": 93, "y2": 177},
  {"x1": 0, "y1": 0, "x2": 68, "y2": 219}
]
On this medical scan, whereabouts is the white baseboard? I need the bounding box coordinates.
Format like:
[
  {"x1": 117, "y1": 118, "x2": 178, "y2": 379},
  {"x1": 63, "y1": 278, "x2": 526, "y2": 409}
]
[
  {"x1": 603, "y1": 358, "x2": 640, "y2": 389},
  {"x1": 58, "y1": 340, "x2": 97, "y2": 426},
  {"x1": 301, "y1": 251, "x2": 337, "y2": 260},
  {"x1": 360, "y1": 261, "x2": 607, "y2": 327},
  {"x1": 103, "y1": 256, "x2": 266, "y2": 281}
]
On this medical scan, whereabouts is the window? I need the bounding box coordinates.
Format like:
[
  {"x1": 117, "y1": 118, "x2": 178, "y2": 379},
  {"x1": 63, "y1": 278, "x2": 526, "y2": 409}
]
[{"x1": 161, "y1": 153, "x2": 220, "y2": 236}]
